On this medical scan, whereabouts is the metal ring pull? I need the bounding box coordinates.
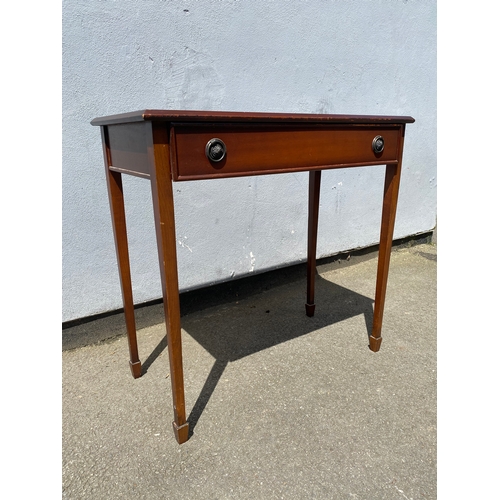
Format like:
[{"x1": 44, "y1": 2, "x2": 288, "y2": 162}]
[
  {"x1": 372, "y1": 135, "x2": 385, "y2": 154},
  {"x1": 205, "y1": 138, "x2": 227, "y2": 162}
]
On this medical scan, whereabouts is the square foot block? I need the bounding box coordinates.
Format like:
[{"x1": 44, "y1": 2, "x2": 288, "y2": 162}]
[
  {"x1": 129, "y1": 360, "x2": 142, "y2": 379},
  {"x1": 305, "y1": 303, "x2": 316, "y2": 317},
  {"x1": 172, "y1": 421, "x2": 190, "y2": 444},
  {"x1": 369, "y1": 335, "x2": 382, "y2": 352}
]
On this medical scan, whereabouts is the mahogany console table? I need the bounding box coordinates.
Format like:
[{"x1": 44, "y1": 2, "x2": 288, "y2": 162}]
[{"x1": 91, "y1": 110, "x2": 414, "y2": 444}]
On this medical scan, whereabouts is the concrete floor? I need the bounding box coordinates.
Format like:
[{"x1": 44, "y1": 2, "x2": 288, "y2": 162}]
[{"x1": 62, "y1": 243, "x2": 436, "y2": 499}]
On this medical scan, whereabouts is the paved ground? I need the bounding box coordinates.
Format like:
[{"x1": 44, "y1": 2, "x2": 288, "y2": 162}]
[{"x1": 62, "y1": 243, "x2": 436, "y2": 499}]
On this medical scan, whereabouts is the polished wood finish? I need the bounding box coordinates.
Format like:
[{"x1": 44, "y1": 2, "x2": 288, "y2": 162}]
[
  {"x1": 171, "y1": 124, "x2": 399, "y2": 181},
  {"x1": 100, "y1": 127, "x2": 142, "y2": 378},
  {"x1": 92, "y1": 110, "x2": 414, "y2": 444},
  {"x1": 107, "y1": 122, "x2": 151, "y2": 179},
  {"x1": 91, "y1": 109, "x2": 415, "y2": 127},
  {"x1": 306, "y1": 170, "x2": 322, "y2": 317},
  {"x1": 370, "y1": 127, "x2": 406, "y2": 352},
  {"x1": 146, "y1": 122, "x2": 189, "y2": 443}
]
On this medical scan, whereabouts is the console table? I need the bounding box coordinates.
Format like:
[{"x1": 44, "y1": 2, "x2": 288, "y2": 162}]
[{"x1": 91, "y1": 110, "x2": 414, "y2": 444}]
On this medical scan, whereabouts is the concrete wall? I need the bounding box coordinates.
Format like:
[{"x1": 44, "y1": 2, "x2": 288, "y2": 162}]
[{"x1": 62, "y1": 0, "x2": 436, "y2": 322}]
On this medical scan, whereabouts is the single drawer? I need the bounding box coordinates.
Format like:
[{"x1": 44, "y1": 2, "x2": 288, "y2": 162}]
[{"x1": 170, "y1": 123, "x2": 401, "y2": 181}]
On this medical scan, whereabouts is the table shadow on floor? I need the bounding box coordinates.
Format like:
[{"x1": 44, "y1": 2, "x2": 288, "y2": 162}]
[{"x1": 141, "y1": 273, "x2": 375, "y2": 438}]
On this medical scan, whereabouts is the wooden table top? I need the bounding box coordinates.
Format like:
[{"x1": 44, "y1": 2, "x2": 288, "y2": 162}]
[{"x1": 91, "y1": 109, "x2": 415, "y2": 127}]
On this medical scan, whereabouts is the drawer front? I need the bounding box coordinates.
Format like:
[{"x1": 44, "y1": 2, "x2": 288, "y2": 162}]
[{"x1": 171, "y1": 123, "x2": 401, "y2": 181}]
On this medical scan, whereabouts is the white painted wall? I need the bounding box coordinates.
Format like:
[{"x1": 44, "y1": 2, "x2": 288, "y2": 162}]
[{"x1": 62, "y1": 0, "x2": 436, "y2": 322}]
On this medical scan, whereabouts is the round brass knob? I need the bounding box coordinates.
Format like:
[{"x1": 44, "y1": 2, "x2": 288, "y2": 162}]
[
  {"x1": 372, "y1": 135, "x2": 384, "y2": 154},
  {"x1": 205, "y1": 138, "x2": 226, "y2": 162}
]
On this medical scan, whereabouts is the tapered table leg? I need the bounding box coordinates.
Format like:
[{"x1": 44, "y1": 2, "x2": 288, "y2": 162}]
[
  {"x1": 102, "y1": 127, "x2": 141, "y2": 378},
  {"x1": 371, "y1": 146, "x2": 404, "y2": 352},
  {"x1": 148, "y1": 123, "x2": 189, "y2": 444},
  {"x1": 306, "y1": 170, "x2": 322, "y2": 317}
]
